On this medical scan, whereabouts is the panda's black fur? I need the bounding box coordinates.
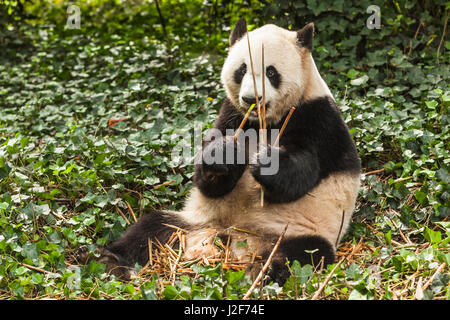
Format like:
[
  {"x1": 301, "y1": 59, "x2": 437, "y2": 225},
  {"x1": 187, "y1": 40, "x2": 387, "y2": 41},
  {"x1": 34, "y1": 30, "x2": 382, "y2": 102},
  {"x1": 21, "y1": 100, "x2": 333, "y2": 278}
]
[
  {"x1": 200, "y1": 96, "x2": 361, "y2": 203},
  {"x1": 81, "y1": 19, "x2": 361, "y2": 284}
]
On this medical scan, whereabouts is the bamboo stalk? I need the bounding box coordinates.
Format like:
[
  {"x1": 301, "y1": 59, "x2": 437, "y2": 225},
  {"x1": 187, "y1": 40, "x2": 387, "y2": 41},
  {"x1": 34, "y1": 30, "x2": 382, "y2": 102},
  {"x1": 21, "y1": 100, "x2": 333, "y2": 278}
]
[
  {"x1": 261, "y1": 44, "x2": 267, "y2": 144},
  {"x1": 260, "y1": 44, "x2": 267, "y2": 207},
  {"x1": 389, "y1": 217, "x2": 413, "y2": 244},
  {"x1": 245, "y1": 29, "x2": 262, "y2": 129},
  {"x1": 161, "y1": 223, "x2": 189, "y2": 234},
  {"x1": 153, "y1": 179, "x2": 176, "y2": 189},
  {"x1": 171, "y1": 245, "x2": 183, "y2": 285},
  {"x1": 273, "y1": 107, "x2": 296, "y2": 147},
  {"x1": 148, "y1": 238, "x2": 153, "y2": 266},
  {"x1": 415, "y1": 276, "x2": 424, "y2": 300},
  {"x1": 311, "y1": 256, "x2": 346, "y2": 300},
  {"x1": 245, "y1": 26, "x2": 265, "y2": 207},
  {"x1": 116, "y1": 206, "x2": 131, "y2": 225},
  {"x1": 260, "y1": 182, "x2": 264, "y2": 206},
  {"x1": 436, "y1": 11, "x2": 448, "y2": 65},
  {"x1": 231, "y1": 226, "x2": 263, "y2": 237},
  {"x1": 233, "y1": 104, "x2": 256, "y2": 140},
  {"x1": 345, "y1": 236, "x2": 365, "y2": 263},
  {"x1": 423, "y1": 263, "x2": 447, "y2": 291},
  {"x1": 364, "y1": 168, "x2": 385, "y2": 176},
  {"x1": 311, "y1": 236, "x2": 365, "y2": 300},
  {"x1": 19, "y1": 262, "x2": 52, "y2": 275},
  {"x1": 224, "y1": 233, "x2": 231, "y2": 265},
  {"x1": 243, "y1": 223, "x2": 289, "y2": 300},
  {"x1": 125, "y1": 201, "x2": 138, "y2": 223},
  {"x1": 49, "y1": 209, "x2": 65, "y2": 220}
]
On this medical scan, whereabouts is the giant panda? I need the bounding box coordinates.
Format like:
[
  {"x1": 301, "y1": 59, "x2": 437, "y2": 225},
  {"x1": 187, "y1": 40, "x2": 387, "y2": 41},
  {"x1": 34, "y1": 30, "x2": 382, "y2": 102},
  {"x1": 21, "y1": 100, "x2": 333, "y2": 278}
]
[{"x1": 83, "y1": 19, "x2": 361, "y2": 284}]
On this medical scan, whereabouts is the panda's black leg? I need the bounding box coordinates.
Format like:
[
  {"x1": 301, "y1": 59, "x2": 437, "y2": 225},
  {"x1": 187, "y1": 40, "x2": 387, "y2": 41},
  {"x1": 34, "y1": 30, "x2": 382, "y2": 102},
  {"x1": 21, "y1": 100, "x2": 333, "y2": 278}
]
[
  {"x1": 265, "y1": 235, "x2": 335, "y2": 285},
  {"x1": 79, "y1": 211, "x2": 188, "y2": 280}
]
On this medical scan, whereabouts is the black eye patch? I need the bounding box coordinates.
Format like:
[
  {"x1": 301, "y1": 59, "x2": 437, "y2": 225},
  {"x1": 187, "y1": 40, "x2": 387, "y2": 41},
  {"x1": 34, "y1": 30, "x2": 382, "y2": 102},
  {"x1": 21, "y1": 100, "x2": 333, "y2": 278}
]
[
  {"x1": 266, "y1": 65, "x2": 281, "y2": 89},
  {"x1": 233, "y1": 63, "x2": 247, "y2": 84}
]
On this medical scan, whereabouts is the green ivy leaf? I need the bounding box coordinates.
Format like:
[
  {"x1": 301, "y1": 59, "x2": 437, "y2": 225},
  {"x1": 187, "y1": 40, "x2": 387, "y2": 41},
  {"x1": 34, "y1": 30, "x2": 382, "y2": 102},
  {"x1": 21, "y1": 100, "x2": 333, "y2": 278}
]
[{"x1": 423, "y1": 228, "x2": 442, "y2": 245}]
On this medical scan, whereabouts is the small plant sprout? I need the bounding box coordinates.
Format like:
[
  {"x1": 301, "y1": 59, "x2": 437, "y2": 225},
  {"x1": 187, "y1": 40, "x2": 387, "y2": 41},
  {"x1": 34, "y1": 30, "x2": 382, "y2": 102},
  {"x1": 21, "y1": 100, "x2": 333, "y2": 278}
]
[{"x1": 304, "y1": 248, "x2": 319, "y2": 266}]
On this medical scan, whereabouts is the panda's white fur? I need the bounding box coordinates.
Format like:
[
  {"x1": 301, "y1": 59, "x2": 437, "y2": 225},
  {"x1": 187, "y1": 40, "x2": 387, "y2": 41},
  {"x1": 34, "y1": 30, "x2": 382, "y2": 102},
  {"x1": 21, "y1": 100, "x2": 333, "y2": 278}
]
[{"x1": 182, "y1": 172, "x2": 360, "y2": 263}]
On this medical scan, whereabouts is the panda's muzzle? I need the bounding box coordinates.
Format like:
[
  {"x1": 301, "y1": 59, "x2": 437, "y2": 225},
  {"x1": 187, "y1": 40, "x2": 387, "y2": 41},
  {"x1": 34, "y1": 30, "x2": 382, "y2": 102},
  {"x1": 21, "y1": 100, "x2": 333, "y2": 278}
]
[
  {"x1": 241, "y1": 95, "x2": 269, "y2": 117},
  {"x1": 242, "y1": 95, "x2": 262, "y2": 107}
]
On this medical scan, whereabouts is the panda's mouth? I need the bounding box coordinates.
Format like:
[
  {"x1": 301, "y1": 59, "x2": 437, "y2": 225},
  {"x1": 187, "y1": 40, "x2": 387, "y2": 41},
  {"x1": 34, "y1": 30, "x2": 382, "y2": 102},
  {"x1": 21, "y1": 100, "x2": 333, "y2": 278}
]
[{"x1": 247, "y1": 103, "x2": 270, "y2": 119}]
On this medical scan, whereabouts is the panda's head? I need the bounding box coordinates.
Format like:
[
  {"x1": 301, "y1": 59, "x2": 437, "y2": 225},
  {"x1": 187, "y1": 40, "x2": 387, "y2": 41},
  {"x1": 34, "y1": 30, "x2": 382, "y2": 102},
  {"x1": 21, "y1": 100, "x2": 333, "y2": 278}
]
[{"x1": 221, "y1": 19, "x2": 331, "y2": 125}]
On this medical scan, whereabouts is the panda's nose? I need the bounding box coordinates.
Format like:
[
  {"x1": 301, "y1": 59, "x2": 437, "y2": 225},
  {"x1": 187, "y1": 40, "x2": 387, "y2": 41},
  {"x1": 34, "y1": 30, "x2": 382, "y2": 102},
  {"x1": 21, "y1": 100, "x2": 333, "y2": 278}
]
[{"x1": 242, "y1": 96, "x2": 262, "y2": 106}]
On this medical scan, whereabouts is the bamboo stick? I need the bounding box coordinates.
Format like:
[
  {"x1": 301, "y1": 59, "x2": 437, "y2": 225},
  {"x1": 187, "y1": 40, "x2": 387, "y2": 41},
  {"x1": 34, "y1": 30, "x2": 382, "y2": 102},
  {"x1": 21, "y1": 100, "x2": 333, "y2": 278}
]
[
  {"x1": 245, "y1": 29, "x2": 262, "y2": 129},
  {"x1": 261, "y1": 44, "x2": 267, "y2": 144},
  {"x1": 311, "y1": 256, "x2": 345, "y2": 300},
  {"x1": 423, "y1": 263, "x2": 447, "y2": 291},
  {"x1": 273, "y1": 107, "x2": 295, "y2": 147},
  {"x1": 260, "y1": 44, "x2": 267, "y2": 207},
  {"x1": 245, "y1": 27, "x2": 265, "y2": 207},
  {"x1": 125, "y1": 201, "x2": 138, "y2": 223},
  {"x1": 243, "y1": 223, "x2": 289, "y2": 300},
  {"x1": 233, "y1": 103, "x2": 256, "y2": 140}
]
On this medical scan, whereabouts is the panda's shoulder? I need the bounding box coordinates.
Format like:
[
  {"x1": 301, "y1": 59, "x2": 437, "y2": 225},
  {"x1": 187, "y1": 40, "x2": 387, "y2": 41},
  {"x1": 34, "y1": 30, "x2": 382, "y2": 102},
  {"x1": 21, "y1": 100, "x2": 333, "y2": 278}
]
[
  {"x1": 297, "y1": 96, "x2": 340, "y2": 119},
  {"x1": 286, "y1": 96, "x2": 343, "y2": 133}
]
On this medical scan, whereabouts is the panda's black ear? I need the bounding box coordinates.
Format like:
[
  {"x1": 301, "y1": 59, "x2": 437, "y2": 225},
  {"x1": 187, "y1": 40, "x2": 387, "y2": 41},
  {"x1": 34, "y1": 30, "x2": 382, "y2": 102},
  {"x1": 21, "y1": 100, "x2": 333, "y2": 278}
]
[
  {"x1": 297, "y1": 22, "x2": 314, "y2": 51},
  {"x1": 230, "y1": 19, "x2": 247, "y2": 46}
]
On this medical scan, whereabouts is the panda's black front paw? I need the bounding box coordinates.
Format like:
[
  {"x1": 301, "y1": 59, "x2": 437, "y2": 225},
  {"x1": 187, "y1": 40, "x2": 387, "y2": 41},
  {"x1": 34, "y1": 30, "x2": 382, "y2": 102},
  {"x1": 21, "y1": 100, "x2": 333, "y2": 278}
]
[
  {"x1": 250, "y1": 144, "x2": 285, "y2": 188},
  {"x1": 201, "y1": 136, "x2": 244, "y2": 175},
  {"x1": 194, "y1": 136, "x2": 246, "y2": 198}
]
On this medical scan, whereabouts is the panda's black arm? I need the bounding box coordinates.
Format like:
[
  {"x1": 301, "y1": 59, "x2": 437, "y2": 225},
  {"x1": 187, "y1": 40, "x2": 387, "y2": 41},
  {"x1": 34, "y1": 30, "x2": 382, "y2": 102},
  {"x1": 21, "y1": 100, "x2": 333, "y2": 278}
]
[
  {"x1": 193, "y1": 99, "x2": 247, "y2": 198},
  {"x1": 251, "y1": 144, "x2": 320, "y2": 203},
  {"x1": 193, "y1": 158, "x2": 246, "y2": 198},
  {"x1": 193, "y1": 135, "x2": 246, "y2": 198}
]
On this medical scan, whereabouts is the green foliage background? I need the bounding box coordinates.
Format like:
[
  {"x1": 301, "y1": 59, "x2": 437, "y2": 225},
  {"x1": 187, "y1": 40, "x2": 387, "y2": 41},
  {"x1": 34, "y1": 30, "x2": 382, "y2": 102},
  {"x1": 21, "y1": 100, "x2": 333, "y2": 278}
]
[{"x1": 0, "y1": 0, "x2": 448, "y2": 299}]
